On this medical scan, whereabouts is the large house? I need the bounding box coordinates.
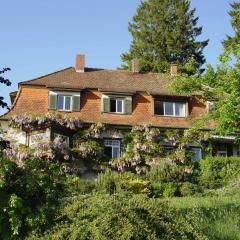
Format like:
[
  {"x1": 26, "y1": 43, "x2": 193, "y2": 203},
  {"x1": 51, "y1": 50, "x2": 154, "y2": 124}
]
[{"x1": 0, "y1": 55, "x2": 239, "y2": 159}]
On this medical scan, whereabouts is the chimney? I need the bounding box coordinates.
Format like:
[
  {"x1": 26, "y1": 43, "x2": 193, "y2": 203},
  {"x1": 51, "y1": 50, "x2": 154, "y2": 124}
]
[
  {"x1": 132, "y1": 59, "x2": 140, "y2": 73},
  {"x1": 75, "y1": 54, "x2": 85, "y2": 72},
  {"x1": 170, "y1": 63, "x2": 178, "y2": 76}
]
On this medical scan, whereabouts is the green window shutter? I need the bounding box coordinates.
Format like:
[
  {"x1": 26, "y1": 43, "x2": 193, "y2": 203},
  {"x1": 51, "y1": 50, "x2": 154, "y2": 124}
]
[
  {"x1": 49, "y1": 93, "x2": 57, "y2": 110},
  {"x1": 72, "y1": 95, "x2": 81, "y2": 112},
  {"x1": 124, "y1": 97, "x2": 132, "y2": 114},
  {"x1": 102, "y1": 95, "x2": 110, "y2": 112}
]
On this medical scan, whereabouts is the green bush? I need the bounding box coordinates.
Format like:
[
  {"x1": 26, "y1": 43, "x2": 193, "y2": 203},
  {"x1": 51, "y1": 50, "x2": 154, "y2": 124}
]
[
  {"x1": 0, "y1": 154, "x2": 66, "y2": 239},
  {"x1": 150, "y1": 182, "x2": 178, "y2": 198},
  {"x1": 179, "y1": 182, "x2": 200, "y2": 196},
  {"x1": 64, "y1": 175, "x2": 95, "y2": 195},
  {"x1": 200, "y1": 157, "x2": 240, "y2": 188},
  {"x1": 95, "y1": 171, "x2": 151, "y2": 195},
  {"x1": 146, "y1": 161, "x2": 197, "y2": 184},
  {"x1": 27, "y1": 194, "x2": 207, "y2": 240}
]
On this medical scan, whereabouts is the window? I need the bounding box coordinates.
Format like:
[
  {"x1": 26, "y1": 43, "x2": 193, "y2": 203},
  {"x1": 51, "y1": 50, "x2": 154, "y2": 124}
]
[
  {"x1": 29, "y1": 132, "x2": 47, "y2": 146},
  {"x1": 154, "y1": 100, "x2": 186, "y2": 117},
  {"x1": 54, "y1": 133, "x2": 70, "y2": 147},
  {"x1": 49, "y1": 91, "x2": 81, "y2": 112},
  {"x1": 191, "y1": 147, "x2": 202, "y2": 161},
  {"x1": 110, "y1": 99, "x2": 124, "y2": 113},
  {"x1": 102, "y1": 94, "x2": 132, "y2": 114},
  {"x1": 104, "y1": 139, "x2": 121, "y2": 158},
  {"x1": 58, "y1": 95, "x2": 72, "y2": 111}
]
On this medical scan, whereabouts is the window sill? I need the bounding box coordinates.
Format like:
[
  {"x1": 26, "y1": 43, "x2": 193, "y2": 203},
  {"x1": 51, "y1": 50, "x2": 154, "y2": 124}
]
[
  {"x1": 154, "y1": 114, "x2": 187, "y2": 118},
  {"x1": 102, "y1": 112, "x2": 131, "y2": 115}
]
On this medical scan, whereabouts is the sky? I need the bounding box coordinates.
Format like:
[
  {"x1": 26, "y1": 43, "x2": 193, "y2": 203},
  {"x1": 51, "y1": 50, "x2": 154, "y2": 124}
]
[{"x1": 0, "y1": 0, "x2": 234, "y2": 114}]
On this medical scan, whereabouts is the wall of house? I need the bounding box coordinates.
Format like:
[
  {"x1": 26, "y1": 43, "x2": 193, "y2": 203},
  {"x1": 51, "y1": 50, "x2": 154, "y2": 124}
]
[{"x1": 4, "y1": 86, "x2": 207, "y2": 128}]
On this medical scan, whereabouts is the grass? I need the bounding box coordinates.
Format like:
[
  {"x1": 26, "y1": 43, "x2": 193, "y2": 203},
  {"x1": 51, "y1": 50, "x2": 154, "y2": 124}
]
[{"x1": 162, "y1": 181, "x2": 240, "y2": 240}]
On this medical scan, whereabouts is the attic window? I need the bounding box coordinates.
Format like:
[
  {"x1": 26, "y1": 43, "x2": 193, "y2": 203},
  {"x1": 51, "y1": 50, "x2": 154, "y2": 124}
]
[
  {"x1": 154, "y1": 100, "x2": 186, "y2": 117},
  {"x1": 48, "y1": 91, "x2": 81, "y2": 112},
  {"x1": 102, "y1": 94, "x2": 132, "y2": 115}
]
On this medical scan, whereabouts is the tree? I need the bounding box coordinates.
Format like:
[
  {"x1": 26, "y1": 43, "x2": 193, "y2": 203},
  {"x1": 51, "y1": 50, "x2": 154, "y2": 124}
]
[
  {"x1": 121, "y1": 0, "x2": 208, "y2": 74},
  {"x1": 171, "y1": 2, "x2": 240, "y2": 135},
  {"x1": 0, "y1": 67, "x2": 11, "y2": 109},
  {"x1": 223, "y1": 1, "x2": 240, "y2": 56}
]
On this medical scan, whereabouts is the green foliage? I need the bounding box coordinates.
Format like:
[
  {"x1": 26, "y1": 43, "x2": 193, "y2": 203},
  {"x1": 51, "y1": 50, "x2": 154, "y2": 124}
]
[
  {"x1": 0, "y1": 67, "x2": 11, "y2": 109},
  {"x1": 64, "y1": 175, "x2": 95, "y2": 196},
  {"x1": 200, "y1": 156, "x2": 240, "y2": 189},
  {"x1": 121, "y1": 0, "x2": 208, "y2": 73},
  {"x1": 146, "y1": 161, "x2": 197, "y2": 184},
  {"x1": 179, "y1": 182, "x2": 200, "y2": 197},
  {"x1": 223, "y1": 1, "x2": 240, "y2": 58},
  {"x1": 151, "y1": 182, "x2": 178, "y2": 198},
  {"x1": 0, "y1": 153, "x2": 65, "y2": 239},
  {"x1": 95, "y1": 171, "x2": 151, "y2": 195},
  {"x1": 28, "y1": 194, "x2": 207, "y2": 240}
]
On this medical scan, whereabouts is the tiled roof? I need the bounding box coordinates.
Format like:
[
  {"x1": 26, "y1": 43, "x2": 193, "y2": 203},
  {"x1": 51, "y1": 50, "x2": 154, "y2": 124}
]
[{"x1": 19, "y1": 67, "x2": 186, "y2": 96}]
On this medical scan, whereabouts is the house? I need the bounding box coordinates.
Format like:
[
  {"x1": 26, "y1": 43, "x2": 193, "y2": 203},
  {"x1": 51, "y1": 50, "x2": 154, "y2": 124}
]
[{"x1": 0, "y1": 54, "x2": 239, "y2": 159}]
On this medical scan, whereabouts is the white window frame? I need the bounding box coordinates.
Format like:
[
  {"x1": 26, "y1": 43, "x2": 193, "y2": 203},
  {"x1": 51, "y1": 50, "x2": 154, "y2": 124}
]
[
  {"x1": 163, "y1": 102, "x2": 186, "y2": 117},
  {"x1": 104, "y1": 139, "x2": 121, "y2": 158},
  {"x1": 57, "y1": 95, "x2": 72, "y2": 112},
  {"x1": 110, "y1": 98, "x2": 124, "y2": 114}
]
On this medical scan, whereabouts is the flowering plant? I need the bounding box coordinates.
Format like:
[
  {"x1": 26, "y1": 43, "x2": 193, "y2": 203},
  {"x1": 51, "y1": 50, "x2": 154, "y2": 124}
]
[
  {"x1": 10, "y1": 113, "x2": 82, "y2": 131},
  {"x1": 110, "y1": 125, "x2": 163, "y2": 174}
]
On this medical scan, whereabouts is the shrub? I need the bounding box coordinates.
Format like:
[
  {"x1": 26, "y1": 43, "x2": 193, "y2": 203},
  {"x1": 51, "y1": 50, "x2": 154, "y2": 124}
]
[
  {"x1": 0, "y1": 154, "x2": 66, "y2": 239},
  {"x1": 27, "y1": 194, "x2": 207, "y2": 240},
  {"x1": 179, "y1": 182, "x2": 200, "y2": 196},
  {"x1": 150, "y1": 182, "x2": 178, "y2": 198},
  {"x1": 64, "y1": 175, "x2": 95, "y2": 195},
  {"x1": 146, "y1": 161, "x2": 197, "y2": 184},
  {"x1": 200, "y1": 156, "x2": 240, "y2": 188},
  {"x1": 95, "y1": 171, "x2": 151, "y2": 195}
]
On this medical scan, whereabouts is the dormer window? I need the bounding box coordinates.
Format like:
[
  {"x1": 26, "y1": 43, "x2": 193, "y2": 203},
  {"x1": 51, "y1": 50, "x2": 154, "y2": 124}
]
[
  {"x1": 102, "y1": 94, "x2": 132, "y2": 115},
  {"x1": 154, "y1": 100, "x2": 187, "y2": 117},
  {"x1": 48, "y1": 91, "x2": 81, "y2": 112}
]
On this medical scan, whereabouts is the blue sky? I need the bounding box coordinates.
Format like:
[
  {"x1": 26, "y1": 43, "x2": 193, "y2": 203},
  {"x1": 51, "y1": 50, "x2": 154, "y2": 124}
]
[{"x1": 0, "y1": 0, "x2": 234, "y2": 114}]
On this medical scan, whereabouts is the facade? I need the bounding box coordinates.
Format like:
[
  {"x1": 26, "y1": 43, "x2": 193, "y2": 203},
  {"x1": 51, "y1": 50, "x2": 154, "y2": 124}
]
[{"x1": 0, "y1": 55, "x2": 239, "y2": 159}]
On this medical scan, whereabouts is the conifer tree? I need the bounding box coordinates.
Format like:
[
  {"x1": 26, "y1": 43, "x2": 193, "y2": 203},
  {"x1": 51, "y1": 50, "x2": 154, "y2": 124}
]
[
  {"x1": 0, "y1": 68, "x2": 11, "y2": 109},
  {"x1": 121, "y1": 0, "x2": 208, "y2": 74},
  {"x1": 223, "y1": 1, "x2": 240, "y2": 54}
]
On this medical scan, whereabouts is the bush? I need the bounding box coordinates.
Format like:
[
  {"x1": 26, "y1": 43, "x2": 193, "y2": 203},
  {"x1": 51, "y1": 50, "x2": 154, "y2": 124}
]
[
  {"x1": 200, "y1": 157, "x2": 240, "y2": 188},
  {"x1": 95, "y1": 171, "x2": 151, "y2": 195},
  {"x1": 146, "y1": 160, "x2": 199, "y2": 184},
  {"x1": 64, "y1": 175, "x2": 95, "y2": 195},
  {"x1": 150, "y1": 182, "x2": 178, "y2": 198},
  {"x1": 179, "y1": 182, "x2": 200, "y2": 196},
  {"x1": 0, "y1": 154, "x2": 66, "y2": 239},
  {"x1": 27, "y1": 194, "x2": 207, "y2": 240}
]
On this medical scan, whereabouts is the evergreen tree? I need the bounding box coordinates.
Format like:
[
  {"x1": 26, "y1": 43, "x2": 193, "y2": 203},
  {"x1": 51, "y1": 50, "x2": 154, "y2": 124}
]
[
  {"x1": 223, "y1": 1, "x2": 240, "y2": 55},
  {"x1": 121, "y1": 0, "x2": 208, "y2": 74}
]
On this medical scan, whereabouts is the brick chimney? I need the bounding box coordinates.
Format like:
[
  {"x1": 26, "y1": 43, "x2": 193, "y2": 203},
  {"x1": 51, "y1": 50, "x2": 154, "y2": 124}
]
[
  {"x1": 170, "y1": 63, "x2": 178, "y2": 76},
  {"x1": 75, "y1": 54, "x2": 85, "y2": 72},
  {"x1": 132, "y1": 59, "x2": 140, "y2": 73}
]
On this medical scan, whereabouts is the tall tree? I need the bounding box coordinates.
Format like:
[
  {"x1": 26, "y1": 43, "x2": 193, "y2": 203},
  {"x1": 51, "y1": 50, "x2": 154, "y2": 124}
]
[
  {"x1": 171, "y1": 2, "x2": 240, "y2": 135},
  {"x1": 0, "y1": 68, "x2": 11, "y2": 109},
  {"x1": 121, "y1": 0, "x2": 209, "y2": 74},
  {"x1": 223, "y1": 1, "x2": 240, "y2": 55}
]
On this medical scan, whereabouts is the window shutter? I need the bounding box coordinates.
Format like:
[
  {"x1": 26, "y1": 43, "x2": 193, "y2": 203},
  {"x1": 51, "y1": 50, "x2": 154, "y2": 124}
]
[
  {"x1": 49, "y1": 92, "x2": 57, "y2": 110},
  {"x1": 124, "y1": 97, "x2": 132, "y2": 114},
  {"x1": 72, "y1": 95, "x2": 81, "y2": 112},
  {"x1": 102, "y1": 95, "x2": 110, "y2": 112}
]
